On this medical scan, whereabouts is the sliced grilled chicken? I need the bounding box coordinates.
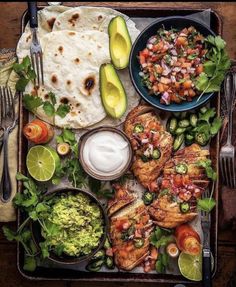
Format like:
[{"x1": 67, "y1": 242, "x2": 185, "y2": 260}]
[{"x1": 124, "y1": 105, "x2": 173, "y2": 191}]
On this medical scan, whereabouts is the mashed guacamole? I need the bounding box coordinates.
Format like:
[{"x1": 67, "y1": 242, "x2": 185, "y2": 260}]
[{"x1": 43, "y1": 192, "x2": 104, "y2": 257}]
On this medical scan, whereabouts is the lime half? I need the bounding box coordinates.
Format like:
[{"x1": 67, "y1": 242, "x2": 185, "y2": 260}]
[
  {"x1": 26, "y1": 145, "x2": 60, "y2": 182},
  {"x1": 178, "y1": 251, "x2": 202, "y2": 281}
]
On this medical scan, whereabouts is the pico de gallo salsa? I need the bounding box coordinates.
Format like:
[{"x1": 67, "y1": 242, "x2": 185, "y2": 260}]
[{"x1": 138, "y1": 26, "x2": 208, "y2": 105}]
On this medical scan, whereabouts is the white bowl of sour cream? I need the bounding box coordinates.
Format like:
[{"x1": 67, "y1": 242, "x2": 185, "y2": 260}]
[{"x1": 79, "y1": 127, "x2": 133, "y2": 180}]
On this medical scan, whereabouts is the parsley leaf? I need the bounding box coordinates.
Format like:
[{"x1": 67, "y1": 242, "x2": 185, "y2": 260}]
[
  {"x1": 56, "y1": 104, "x2": 70, "y2": 118},
  {"x1": 198, "y1": 108, "x2": 216, "y2": 123},
  {"x1": 197, "y1": 198, "x2": 216, "y2": 212},
  {"x1": 23, "y1": 256, "x2": 37, "y2": 272},
  {"x1": 43, "y1": 101, "x2": 55, "y2": 117},
  {"x1": 16, "y1": 77, "x2": 30, "y2": 92},
  {"x1": 210, "y1": 117, "x2": 222, "y2": 135},
  {"x1": 23, "y1": 94, "x2": 43, "y2": 112},
  {"x1": 196, "y1": 35, "x2": 231, "y2": 101},
  {"x1": 197, "y1": 159, "x2": 217, "y2": 181},
  {"x1": 13, "y1": 56, "x2": 36, "y2": 92}
]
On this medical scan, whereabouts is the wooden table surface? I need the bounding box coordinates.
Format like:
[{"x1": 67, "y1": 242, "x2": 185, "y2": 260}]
[{"x1": 0, "y1": 2, "x2": 236, "y2": 287}]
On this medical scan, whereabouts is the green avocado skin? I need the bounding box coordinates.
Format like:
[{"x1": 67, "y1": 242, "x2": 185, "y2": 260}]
[
  {"x1": 99, "y1": 63, "x2": 127, "y2": 119},
  {"x1": 108, "y1": 16, "x2": 132, "y2": 70}
]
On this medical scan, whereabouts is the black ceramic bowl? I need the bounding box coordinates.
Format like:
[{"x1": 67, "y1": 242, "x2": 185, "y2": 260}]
[
  {"x1": 129, "y1": 16, "x2": 216, "y2": 112},
  {"x1": 31, "y1": 188, "x2": 108, "y2": 265}
]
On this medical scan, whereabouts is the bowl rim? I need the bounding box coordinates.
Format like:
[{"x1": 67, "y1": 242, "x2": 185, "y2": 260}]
[
  {"x1": 78, "y1": 126, "x2": 133, "y2": 181},
  {"x1": 129, "y1": 15, "x2": 217, "y2": 112},
  {"x1": 31, "y1": 187, "x2": 109, "y2": 265}
]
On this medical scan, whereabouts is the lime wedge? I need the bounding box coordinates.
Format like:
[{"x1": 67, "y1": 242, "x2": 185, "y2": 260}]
[
  {"x1": 178, "y1": 251, "x2": 202, "y2": 281},
  {"x1": 26, "y1": 145, "x2": 60, "y2": 182}
]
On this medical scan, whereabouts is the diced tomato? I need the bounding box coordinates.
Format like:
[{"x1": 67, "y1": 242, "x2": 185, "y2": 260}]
[
  {"x1": 188, "y1": 89, "x2": 196, "y2": 97},
  {"x1": 183, "y1": 80, "x2": 192, "y2": 89},
  {"x1": 178, "y1": 57, "x2": 186, "y2": 63},
  {"x1": 153, "y1": 84, "x2": 159, "y2": 93},
  {"x1": 173, "y1": 174, "x2": 183, "y2": 187},
  {"x1": 162, "y1": 179, "x2": 170, "y2": 189},
  {"x1": 115, "y1": 219, "x2": 129, "y2": 231},
  {"x1": 142, "y1": 48, "x2": 149, "y2": 57},
  {"x1": 160, "y1": 77, "x2": 171, "y2": 85},
  {"x1": 153, "y1": 41, "x2": 164, "y2": 52},
  {"x1": 155, "y1": 64, "x2": 163, "y2": 74},
  {"x1": 139, "y1": 54, "x2": 146, "y2": 65},
  {"x1": 157, "y1": 83, "x2": 165, "y2": 93},
  {"x1": 196, "y1": 64, "x2": 203, "y2": 75},
  {"x1": 182, "y1": 62, "x2": 192, "y2": 68},
  {"x1": 176, "y1": 37, "x2": 188, "y2": 47},
  {"x1": 174, "y1": 82, "x2": 181, "y2": 90},
  {"x1": 149, "y1": 181, "x2": 158, "y2": 192},
  {"x1": 149, "y1": 74, "x2": 156, "y2": 83},
  {"x1": 171, "y1": 93, "x2": 181, "y2": 103}
]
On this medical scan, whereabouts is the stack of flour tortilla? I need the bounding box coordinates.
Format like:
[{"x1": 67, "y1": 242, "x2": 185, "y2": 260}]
[{"x1": 17, "y1": 6, "x2": 140, "y2": 129}]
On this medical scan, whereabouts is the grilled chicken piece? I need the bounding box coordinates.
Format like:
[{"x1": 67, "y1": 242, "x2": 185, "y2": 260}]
[
  {"x1": 110, "y1": 200, "x2": 153, "y2": 271},
  {"x1": 124, "y1": 105, "x2": 173, "y2": 191},
  {"x1": 161, "y1": 144, "x2": 210, "y2": 200},
  {"x1": 148, "y1": 195, "x2": 197, "y2": 228},
  {"x1": 107, "y1": 184, "x2": 136, "y2": 217}
]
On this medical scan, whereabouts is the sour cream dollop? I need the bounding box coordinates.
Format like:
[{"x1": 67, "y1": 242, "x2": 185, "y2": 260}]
[{"x1": 82, "y1": 131, "x2": 130, "y2": 178}]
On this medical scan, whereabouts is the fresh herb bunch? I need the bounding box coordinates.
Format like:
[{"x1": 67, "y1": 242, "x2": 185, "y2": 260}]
[
  {"x1": 53, "y1": 129, "x2": 87, "y2": 187},
  {"x1": 2, "y1": 173, "x2": 61, "y2": 272},
  {"x1": 23, "y1": 92, "x2": 70, "y2": 119},
  {"x1": 196, "y1": 35, "x2": 231, "y2": 100},
  {"x1": 13, "y1": 56, "x2": 36, "y2": 92}
]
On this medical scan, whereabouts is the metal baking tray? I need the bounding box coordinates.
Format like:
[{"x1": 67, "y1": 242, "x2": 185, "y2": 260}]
[{"x1": 17, "y1": 4, "x2": 222, "y2": 283}]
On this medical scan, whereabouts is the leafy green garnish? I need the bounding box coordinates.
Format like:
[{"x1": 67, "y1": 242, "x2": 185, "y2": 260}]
[
  {"x1": 196, "y1": 35, "x2": 231, "y2": 101},
  {"x1": 13, "y1": 56, "x2": 36, "y2": 92},
  {"x1": 88, "y1": 177, "x2": 114, "y2": 199},
  {"x1": 43, "y1": 101, "x2": 55, "y2": 117},
  {"x1": 210, "y1": 117, "x2": 223, "y2": 136},
  {"x1": 150, "y1": 227, "x2": 174, "y2": 248},
  {"x1": 23, "y1": 94, "x2": 43, "y2": 112},
  {"x1": 23, "y1": 256, "x2": 37, "y2": 272},
  {"x1": 53, "y1": 129, "x2": 87, "y2": 188},
  {"x1": 197, "y1": 197, "x2": 216, "y2": 212},
  {"x1": 22, "y1": 92, "x2": 70, "y2": 118},
  {"x1": 55, "y1": 104, "x2": 70, "y2": 118},
  {"x1": 197, "y1": 159, "x2": 217, "y2": 181},
  {"x1": 198, "y1": 108, "x2": 216, "y2": 123}
]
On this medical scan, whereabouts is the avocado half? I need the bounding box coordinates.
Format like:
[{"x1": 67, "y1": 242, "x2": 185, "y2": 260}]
[
  {"x1": 99, "y1": 63, "x2": 127, "y2": 119},
  {"x1": 108, "y1": 16, "x2": 132, "y2": 70}
]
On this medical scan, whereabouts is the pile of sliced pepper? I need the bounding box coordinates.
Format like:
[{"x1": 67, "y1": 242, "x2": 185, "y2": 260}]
[{"x1": 166, "y1": 106, "x2": 222, "y2": 151}]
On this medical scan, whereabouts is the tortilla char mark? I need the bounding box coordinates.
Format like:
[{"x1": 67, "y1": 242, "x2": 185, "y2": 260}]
[
  {"x1": 51, "y1": 75, "x2": 58, "y2": 84},
  {"x1": 60, "y1": 97, "x2": 69, "y2": 105},
  {"x1": 68, "y1": 13, "x2": 80, "y2": 27},
  {"x1": 47, "y1": 17, "x2": 56, "y2": 30},
  {"x1": 84, "y1": 76, "x2": 95, "y2": 95},
  {"x1": 58, "y1": 46, "x2": 63, "y2": 54}
]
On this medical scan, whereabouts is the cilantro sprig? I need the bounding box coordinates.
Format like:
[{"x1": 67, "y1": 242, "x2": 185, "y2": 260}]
[
  {"x1": 196, "y1": 35, "x2": 231, "y2": 101},
  {"x1": 23, "y1": 92, "x2": 70, "y2": 119},
  {"x1": 13, "y1": 56, "x2": 36, "y2": 92}
]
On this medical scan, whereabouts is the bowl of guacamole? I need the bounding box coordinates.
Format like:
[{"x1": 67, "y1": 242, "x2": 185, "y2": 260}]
[{"x1": 31, "y1": 188, "x2": 108, "y2": 264}]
